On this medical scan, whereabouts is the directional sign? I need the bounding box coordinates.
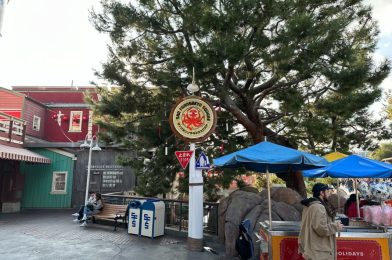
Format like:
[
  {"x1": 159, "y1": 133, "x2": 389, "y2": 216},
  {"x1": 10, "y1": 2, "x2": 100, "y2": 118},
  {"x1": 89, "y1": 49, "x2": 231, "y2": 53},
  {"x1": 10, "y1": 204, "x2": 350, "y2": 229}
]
[
  {"x1": 196, "y1": 151, "x2": 210, "y2": 169},
  {"x1": 175, "y1": 151, "x2": 194, "y2": 169}
]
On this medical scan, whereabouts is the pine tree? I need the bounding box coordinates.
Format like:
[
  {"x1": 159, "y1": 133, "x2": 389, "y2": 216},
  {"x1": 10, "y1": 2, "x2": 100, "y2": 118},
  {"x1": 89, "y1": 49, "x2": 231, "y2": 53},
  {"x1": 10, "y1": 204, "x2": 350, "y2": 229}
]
[{"x1": 90, "y1": 0, "x2": 390, "y2": 197}]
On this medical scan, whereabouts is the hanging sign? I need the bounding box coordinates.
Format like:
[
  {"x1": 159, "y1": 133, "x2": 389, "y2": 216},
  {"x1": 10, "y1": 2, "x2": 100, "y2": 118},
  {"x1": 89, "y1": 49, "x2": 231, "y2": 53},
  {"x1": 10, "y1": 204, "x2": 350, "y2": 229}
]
[
  {"x1": 169, "y1": 96, "x2": 217, "y2": 142},
  {"x1": 175, "y1": 151, "x2": 194, "y2": 169},
  {"x1": 196, "y1": 151, "x2": 210, "y2": 169}
]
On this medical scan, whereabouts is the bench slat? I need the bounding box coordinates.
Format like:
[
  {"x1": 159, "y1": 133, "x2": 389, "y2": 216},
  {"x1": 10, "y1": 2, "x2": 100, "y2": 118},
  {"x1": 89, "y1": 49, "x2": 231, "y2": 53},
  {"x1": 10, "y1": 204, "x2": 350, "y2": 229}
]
[{"x1": 94, "y1": 203, "x2": 128, "y2": 219}]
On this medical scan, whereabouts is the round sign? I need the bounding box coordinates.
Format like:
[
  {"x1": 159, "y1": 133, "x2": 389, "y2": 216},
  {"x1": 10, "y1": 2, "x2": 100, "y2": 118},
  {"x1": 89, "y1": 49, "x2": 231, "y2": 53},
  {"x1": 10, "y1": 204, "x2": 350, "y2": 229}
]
[{"x1": 169, "y1": 96, "x2": 217, "y2": 142}]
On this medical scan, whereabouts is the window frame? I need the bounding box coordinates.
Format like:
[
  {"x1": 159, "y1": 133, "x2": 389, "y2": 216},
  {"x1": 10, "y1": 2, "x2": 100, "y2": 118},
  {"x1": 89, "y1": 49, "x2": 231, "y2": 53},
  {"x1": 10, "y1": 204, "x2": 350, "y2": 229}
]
[
  {"x1": 50, "y1": 171, "x2": 68, "y2": 194},
  {"x1": 32, "y1": 115, "x2": 41, "y2": 131},
  {"x1": 68, "y1": 111, "x2": 83, "y2": 132}
]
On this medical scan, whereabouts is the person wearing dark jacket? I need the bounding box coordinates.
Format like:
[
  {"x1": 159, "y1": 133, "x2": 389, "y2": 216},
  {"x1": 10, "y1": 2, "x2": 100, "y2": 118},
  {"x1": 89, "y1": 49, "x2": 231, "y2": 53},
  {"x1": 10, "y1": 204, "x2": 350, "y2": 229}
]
[
  {"x1": 80, "y1": 193, "x2": 104, "y2": 227},
  {"x1": 298, "y1": 183, "x2": 343, "y2": 260}
]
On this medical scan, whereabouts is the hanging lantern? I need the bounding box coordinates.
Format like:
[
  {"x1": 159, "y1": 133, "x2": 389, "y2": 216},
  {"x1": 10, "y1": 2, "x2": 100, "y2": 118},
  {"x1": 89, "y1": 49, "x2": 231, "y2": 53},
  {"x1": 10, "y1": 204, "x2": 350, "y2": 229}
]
[
  {"x1": 62, "y1": 115, "x2": 69, "y2": 121},
  {"x1": 52, "y1": 114, "x2": 58, "y2": 120}
]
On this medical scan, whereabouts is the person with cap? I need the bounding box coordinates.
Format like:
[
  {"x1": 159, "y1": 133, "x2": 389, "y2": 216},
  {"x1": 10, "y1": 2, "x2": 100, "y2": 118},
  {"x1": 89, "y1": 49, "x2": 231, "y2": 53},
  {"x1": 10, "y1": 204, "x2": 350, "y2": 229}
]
[{"x1": 298, "y1": 183, "x2": 344, "y2": 260}]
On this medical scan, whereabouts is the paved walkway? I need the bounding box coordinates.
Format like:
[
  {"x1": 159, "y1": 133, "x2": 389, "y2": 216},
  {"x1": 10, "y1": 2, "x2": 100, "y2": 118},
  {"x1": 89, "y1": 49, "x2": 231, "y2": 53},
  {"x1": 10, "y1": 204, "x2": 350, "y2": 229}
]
[{"x1": 0, "y1": 209, "x2": 228, "y2": 260}]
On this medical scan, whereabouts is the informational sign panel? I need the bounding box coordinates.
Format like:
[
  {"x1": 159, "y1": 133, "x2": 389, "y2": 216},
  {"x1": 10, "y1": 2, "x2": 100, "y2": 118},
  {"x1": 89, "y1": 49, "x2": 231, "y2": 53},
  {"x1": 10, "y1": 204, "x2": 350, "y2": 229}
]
[
  {"x1": 175, "y1": 151, "x2": 193, "y2": 169},
  {"x1": 88, "y1": 164, "x2": 124, "y2": 189},
  {"x1": 196, "y1": 151, "x2": 210, "y2": 169}
]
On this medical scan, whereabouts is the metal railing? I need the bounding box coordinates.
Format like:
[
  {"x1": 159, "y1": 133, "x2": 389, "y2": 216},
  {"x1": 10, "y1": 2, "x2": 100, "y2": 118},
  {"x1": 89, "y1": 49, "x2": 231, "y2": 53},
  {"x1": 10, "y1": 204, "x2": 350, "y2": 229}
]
[
  {"x1": 0, "y1": 112, "x2": 26, "y2": 145},
  {"x1": 101, "y1": 192, "x2": 219, "y2": 236}
]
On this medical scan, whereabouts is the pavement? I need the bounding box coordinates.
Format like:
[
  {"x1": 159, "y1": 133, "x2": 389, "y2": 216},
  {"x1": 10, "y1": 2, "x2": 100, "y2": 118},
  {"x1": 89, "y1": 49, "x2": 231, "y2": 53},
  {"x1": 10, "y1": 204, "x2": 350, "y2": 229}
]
[{"x1": 0, "y1": 209, "x2": 229, "y2": 260}]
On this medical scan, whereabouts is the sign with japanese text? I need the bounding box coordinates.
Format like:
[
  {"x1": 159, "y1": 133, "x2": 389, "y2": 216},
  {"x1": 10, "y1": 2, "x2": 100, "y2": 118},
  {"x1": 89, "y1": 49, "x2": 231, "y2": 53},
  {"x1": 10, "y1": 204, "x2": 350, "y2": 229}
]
[
  {"x1": 169, "y1": 96, "x2": 217, "y2": 142},
  {"x1": 175, "y1": 151, "x2": 193, "y2": 169}
]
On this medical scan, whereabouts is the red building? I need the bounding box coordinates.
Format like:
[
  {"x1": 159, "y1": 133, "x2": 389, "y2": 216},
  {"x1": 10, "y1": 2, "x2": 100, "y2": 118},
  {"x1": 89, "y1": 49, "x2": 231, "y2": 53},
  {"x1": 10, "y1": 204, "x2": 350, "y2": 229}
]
[
  {"x1": 0, "y1": 86, "x2": 136, "y2": 210},
  {"x1": 0, "y1": 86, "x2": 100, "y2": 212},
  {"x1": 6, "y1": 86, "x2": 100, "y2": 143}
]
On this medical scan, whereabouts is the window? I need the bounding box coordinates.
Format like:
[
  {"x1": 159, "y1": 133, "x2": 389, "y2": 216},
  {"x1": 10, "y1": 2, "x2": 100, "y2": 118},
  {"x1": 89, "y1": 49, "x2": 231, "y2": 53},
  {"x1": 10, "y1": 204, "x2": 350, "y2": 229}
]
[
  {"x1": 51, "y1": 172, "x2": 67, "y2": 194},
  {"x1": 69, "y1": 111, "x2": 82, "y2": 132},
  {"x1": 32, "y1": 115, "x2": 41, "y2": 131}
]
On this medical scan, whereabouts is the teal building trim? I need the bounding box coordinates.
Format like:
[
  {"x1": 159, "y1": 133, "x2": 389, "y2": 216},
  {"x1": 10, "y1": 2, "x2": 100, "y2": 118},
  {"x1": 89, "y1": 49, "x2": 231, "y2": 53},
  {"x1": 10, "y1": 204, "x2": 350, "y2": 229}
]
[{"x1": 20, "y1": 148, "x2": 75, "y2": 208}]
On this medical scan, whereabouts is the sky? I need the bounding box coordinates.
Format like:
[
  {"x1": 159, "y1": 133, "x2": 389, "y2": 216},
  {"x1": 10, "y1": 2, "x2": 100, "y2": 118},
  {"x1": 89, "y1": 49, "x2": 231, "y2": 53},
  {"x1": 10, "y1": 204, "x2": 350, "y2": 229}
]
[
  {"x1": 0, "y1": 0, "x2": 391, "y2": 92},
  {"x1": 0, "y1": 0, "x2": 109, "y2": 87}
]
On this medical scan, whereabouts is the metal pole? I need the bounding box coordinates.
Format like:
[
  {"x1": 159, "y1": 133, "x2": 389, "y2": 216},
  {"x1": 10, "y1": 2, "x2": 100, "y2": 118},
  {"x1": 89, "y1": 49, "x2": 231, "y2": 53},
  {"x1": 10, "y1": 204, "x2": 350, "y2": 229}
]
[
  {"x1": 179, "y1": 202, "x2": 182, "y2": 232},
  {"x1": 187, "y1": 143, "x2": 203, "y2": 251},
  {"x1": 337, "y1": 179, "x2": 341, "y2": 238},
  {"x1": 266, "y1": 166, "x2": 272, "y2": 231},
  {"x1": 354, "y1": 179, "x2": 360, "y2": 218},
  {"x1": 337, "y1": 178, "x2": 340, "y2": 212},
  {"x1": 83, "y1": 142, "x2": 93, "y2": 219}
]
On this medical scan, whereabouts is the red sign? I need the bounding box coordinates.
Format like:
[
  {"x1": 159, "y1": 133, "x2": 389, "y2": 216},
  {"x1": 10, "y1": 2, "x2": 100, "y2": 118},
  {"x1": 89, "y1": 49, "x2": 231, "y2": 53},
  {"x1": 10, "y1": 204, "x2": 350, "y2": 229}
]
[
  {"x1": 279, "y1": 237, "x2": 383, "y2": 260},
  {"x1": 337, "y1": 240, "x2": 382, "y2": 259},
  {"x1": 175, "y1": 151, "x2": 194, "y2": 169}
]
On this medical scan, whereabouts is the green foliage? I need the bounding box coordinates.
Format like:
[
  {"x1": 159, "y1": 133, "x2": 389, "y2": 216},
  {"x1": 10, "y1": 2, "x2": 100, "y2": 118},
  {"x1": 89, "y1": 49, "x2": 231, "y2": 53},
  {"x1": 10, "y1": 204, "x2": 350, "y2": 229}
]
[
  {"x1": 255, "y1": 174, "x2": 286, "y2": 191},
  {"x1": 304, "y1": 177, "x2": 335, "y2": 197},
  {"x1": 371, "y1": 143, "x2": 392, "y2": 161},
  {"x1": 89, "y1": 0, "x2": 390, "y2": 198}
]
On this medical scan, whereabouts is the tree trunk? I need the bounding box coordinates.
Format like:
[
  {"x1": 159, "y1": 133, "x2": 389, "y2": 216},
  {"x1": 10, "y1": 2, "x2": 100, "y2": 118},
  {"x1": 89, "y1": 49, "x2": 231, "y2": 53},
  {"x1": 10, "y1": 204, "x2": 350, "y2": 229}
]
[{"x1": 276, "y1": 171, "x2": 307, "y2": 198}]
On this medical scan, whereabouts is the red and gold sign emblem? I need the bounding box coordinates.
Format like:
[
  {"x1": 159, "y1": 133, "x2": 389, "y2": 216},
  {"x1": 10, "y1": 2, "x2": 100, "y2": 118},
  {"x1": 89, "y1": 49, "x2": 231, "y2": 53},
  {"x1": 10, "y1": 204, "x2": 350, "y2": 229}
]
[{"x1": 169, "y1": 96, "x2": 217, "y2": 142}]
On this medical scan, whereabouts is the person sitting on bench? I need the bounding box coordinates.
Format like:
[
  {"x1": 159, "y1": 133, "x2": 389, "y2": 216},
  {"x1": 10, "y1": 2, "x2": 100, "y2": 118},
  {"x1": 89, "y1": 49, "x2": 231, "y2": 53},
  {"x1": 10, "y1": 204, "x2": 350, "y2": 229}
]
[
  {"x1": 80, "y1": 193, "x2": 104, "y2": 227},
  {"x1": 72, "y1": 191, "x2": 96, "y2": 222}
]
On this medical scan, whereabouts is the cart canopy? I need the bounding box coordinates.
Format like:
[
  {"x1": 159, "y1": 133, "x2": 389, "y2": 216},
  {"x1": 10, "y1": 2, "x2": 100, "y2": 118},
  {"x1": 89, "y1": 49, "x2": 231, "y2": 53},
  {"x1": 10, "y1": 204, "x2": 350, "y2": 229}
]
[{"x1": 302, "y1": 155, "x2": 392, "y2": 178}]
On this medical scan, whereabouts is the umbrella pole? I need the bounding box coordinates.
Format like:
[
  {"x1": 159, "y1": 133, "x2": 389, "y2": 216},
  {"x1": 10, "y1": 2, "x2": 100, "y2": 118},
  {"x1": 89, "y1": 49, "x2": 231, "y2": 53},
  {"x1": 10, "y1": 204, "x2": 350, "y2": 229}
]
[
  {"x1": 354, "y1": 179, "x2": 360, "y2": 218},
  {"x1": 337, "y1": 178, "x2": 340, "y2": 213},
  {"x1": 266, "y1": 166, "x2": 272, "y2": 231},
  {"x1": 337, "y1": 178, "x2": 341, "y2": 238}
]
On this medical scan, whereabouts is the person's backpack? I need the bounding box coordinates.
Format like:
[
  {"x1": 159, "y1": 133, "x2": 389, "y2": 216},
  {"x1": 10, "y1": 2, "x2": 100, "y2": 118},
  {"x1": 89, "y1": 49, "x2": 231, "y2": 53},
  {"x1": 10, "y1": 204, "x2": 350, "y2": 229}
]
[{"x1": 235, "y1": 219, "x2": 254, "y2": 260}]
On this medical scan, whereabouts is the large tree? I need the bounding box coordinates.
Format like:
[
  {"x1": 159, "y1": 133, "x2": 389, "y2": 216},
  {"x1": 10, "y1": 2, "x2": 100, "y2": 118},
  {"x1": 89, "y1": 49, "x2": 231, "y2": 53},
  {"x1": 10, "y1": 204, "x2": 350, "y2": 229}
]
[{"x1": 90, "y1": 0, "x2": 390, "y2": 197}]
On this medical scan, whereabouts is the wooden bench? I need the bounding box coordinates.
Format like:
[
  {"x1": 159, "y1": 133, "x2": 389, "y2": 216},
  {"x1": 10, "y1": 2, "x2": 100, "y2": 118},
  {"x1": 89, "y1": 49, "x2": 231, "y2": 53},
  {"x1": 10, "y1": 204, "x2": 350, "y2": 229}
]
[{"x1": 92, "y1": 203, "x2": 128, "y2": 231}]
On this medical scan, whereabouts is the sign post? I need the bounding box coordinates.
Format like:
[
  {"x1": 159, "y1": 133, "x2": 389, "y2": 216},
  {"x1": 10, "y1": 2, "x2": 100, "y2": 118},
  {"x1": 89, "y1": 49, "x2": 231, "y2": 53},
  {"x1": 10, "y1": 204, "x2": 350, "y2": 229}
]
[{"x1": 169, "y1": 96, "x2": 217, "y2": 251}]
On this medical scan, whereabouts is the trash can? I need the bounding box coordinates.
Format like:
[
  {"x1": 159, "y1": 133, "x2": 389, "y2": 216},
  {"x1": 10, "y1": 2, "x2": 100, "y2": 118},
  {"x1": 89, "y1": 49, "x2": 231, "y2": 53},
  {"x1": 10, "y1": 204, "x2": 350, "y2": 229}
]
[
  {"x1": 128, "y1": 200, "x2": 144, "y2": 235},
  {"x1": 140, "y1": 199, "x2": 165, "y2": 238}
]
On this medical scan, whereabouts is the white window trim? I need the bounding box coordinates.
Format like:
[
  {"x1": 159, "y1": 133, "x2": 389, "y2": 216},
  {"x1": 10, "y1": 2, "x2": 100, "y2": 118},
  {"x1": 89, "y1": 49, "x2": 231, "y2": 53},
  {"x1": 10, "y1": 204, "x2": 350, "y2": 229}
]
[
  {"x1": 32, "y1": 115, "x2": 41, "y2": 131},
  {"x1": 50, "y1": 171, "x2": 68, "y2": 195},
  {"x1": 68, "y1": 111, "x2": 83, "y2": 132}
]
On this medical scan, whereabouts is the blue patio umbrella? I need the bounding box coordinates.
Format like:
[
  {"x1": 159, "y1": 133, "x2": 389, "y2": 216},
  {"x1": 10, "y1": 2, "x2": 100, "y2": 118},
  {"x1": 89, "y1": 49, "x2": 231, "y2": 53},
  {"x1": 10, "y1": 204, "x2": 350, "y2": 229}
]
[
  {"x1": 213, "y1": 141, "x2": 328, "y2": 230},
  {"x1": 302, "y1": 155, "x2": 392, "y2": 178},
  {"x1": 214, "y1": 141, "x2": 328, "y2": 171},
  {"x1": 302, "y1": 154, "x2": 392, "y2": 218}
]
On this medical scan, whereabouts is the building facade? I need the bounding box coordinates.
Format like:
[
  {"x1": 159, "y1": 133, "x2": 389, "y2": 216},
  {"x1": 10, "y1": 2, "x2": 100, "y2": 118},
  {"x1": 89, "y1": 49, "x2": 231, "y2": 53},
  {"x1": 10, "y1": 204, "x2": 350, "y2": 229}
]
[{"x1": 0, "y1": 86, "x2": 136, "y2": 211}]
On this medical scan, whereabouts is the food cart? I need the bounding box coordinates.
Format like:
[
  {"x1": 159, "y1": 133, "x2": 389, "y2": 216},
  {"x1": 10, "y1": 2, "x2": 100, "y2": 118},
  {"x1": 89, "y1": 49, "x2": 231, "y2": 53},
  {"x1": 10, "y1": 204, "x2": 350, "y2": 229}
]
[
  {"x1": 257, "y1": 155, "x2": 392, "y2": 260},
  {"x1": 259, "y1": 221, "x2": 392, "y2": 260}
]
